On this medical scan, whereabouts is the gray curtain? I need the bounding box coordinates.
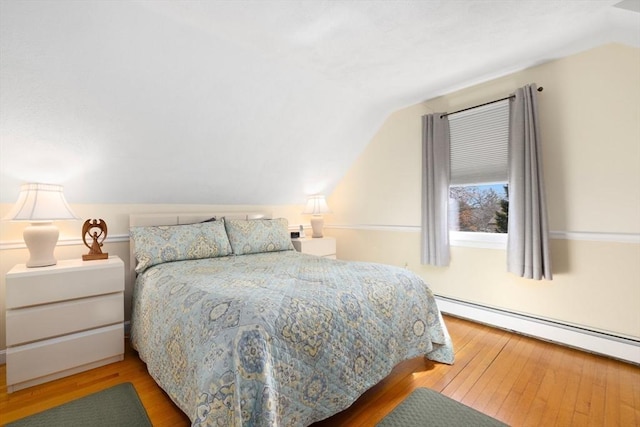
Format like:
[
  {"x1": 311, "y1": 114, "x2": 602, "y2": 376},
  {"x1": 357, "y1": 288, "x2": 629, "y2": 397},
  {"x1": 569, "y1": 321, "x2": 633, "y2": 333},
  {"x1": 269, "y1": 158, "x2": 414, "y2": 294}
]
[
  {"x1": 421, "y1": 113, "x2": 450, "y2": 266},
  {"x1": 507, "y1": 84, "x2": 552, "y2": 280}
]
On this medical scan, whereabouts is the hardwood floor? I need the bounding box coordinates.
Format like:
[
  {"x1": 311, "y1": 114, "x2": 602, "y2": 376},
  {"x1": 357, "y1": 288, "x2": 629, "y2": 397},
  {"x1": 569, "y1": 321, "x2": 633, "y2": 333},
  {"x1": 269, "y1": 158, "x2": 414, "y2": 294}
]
[{"x1": 1, "y1": 315, "x2": 638, "y2": 426}]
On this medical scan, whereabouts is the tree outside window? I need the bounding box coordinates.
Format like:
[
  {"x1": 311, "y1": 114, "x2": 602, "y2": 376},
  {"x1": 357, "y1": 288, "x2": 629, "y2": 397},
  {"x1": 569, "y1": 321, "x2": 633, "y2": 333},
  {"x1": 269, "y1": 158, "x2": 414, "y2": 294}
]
[{"x1": 449, "y1": 184, "x2": 508, "y2": 233}]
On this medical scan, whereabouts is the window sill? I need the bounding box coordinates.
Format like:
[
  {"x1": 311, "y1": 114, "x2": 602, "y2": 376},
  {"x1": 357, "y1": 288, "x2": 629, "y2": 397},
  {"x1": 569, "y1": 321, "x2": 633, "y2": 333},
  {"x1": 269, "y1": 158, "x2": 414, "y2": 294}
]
[{"x1": 450, "y1": 231, "x2": 507, "y2": 250}]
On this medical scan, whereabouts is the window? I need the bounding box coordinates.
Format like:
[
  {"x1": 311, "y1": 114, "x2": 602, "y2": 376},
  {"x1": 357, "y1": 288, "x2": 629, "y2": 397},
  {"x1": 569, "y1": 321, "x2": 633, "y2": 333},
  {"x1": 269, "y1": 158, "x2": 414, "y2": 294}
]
[
  {"x1": 449, "y1": 184, "x2": 508, "y2": 233},
  {"x1": 447, "y1": 99, "x2": 509, "y2": 248}
]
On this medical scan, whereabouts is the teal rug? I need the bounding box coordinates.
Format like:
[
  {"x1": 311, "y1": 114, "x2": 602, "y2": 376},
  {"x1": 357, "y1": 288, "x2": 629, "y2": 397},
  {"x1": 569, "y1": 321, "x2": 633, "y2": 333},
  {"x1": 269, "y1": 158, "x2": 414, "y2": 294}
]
[
  {"x1": 6, "y1": 382, "x2": 152, "y2": 427},
  {"x1": 376, "y1": 388, "x2": 508, "y2": 427}
]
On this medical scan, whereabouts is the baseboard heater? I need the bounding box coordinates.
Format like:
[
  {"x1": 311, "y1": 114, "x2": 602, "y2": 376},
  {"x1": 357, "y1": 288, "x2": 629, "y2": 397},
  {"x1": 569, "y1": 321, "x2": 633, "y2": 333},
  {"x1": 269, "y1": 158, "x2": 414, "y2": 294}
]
[{"x1": 434, "y1": 295, "x2": 639, "y2": 365}]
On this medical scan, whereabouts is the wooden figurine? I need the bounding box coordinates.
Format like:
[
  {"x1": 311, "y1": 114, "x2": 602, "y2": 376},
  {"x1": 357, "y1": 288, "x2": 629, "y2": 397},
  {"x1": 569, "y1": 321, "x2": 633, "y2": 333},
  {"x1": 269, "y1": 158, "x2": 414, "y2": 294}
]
[{"x1": 82, "y1": 219, "x2": 109, "y2": 261}]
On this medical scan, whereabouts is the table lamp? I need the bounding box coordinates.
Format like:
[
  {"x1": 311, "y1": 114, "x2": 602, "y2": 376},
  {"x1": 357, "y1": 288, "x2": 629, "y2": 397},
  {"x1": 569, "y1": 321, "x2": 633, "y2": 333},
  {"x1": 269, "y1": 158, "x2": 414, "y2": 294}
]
[
  {"x1": 4, "y1": 183, "x2": 79, "y2": 267},
  {"x1": 302, "y1": 195, "x2": 331, "y2": 238}
]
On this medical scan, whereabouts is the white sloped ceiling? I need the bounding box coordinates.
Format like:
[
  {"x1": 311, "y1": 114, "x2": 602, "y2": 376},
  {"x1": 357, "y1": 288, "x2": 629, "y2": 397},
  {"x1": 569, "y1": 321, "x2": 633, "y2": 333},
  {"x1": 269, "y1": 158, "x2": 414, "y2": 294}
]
[{"x1": 1, "y1": 0, "x2": 637, "y2": 204}]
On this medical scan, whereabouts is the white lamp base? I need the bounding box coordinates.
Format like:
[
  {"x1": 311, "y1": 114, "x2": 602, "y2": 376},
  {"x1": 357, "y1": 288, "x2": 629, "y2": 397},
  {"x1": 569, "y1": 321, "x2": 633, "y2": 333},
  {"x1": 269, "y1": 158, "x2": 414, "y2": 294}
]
[
  {"x1": 310, "y1": 215, "x2": 324, "y2": 238},
  {"x1": 23, "y1": 222, "x2": 59, "y2": 267}
]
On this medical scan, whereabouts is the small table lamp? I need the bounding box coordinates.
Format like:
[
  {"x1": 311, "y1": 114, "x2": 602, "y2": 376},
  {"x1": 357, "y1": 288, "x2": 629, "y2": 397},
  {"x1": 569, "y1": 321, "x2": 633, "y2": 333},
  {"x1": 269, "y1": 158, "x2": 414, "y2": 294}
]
[
  {"x1": 4, "y1": 183, "x2": 79, "y2": 267},
  {"x1": 302, "y1": 195, "x2": 331, "y2": 238}
]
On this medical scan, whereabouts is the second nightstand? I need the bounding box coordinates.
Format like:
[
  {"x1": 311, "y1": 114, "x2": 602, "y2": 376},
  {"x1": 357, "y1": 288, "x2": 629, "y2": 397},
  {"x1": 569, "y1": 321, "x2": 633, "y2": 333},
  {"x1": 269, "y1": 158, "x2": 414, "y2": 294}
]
[{"x1": 291, "y1": 236, "x2": 336, "y2": 259}]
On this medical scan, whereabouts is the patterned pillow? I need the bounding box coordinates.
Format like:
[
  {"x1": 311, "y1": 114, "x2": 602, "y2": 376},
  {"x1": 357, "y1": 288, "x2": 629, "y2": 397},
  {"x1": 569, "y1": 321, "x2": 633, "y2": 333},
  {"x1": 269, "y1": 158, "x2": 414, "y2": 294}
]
[
  {"x1": 130, "y1": 220, "x2": 232, "y2": 273},
  {"x1": 224, "y1": 218, "x2": 294, "y2": 255}
]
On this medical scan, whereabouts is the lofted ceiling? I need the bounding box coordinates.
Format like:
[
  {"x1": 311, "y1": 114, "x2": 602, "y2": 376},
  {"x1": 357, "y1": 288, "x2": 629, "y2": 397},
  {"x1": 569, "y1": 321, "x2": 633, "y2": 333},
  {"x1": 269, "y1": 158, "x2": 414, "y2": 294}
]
[{"x1": 1, "y1": 0, "x2": 638, "y2": 205}]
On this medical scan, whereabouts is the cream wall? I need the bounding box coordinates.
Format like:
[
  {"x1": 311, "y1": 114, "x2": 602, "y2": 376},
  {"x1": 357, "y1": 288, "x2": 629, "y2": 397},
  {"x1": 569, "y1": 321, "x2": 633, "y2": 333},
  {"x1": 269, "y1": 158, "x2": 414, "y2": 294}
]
[
  {"x1": 328, "y1": 43, "x2": 640, "y2": 339},
  {"x1": 0, "y1": 43, "x2": 637, "y2": 356},
  {"x1": 0, "y1": 203, "x2": 307, "y2": 353}
]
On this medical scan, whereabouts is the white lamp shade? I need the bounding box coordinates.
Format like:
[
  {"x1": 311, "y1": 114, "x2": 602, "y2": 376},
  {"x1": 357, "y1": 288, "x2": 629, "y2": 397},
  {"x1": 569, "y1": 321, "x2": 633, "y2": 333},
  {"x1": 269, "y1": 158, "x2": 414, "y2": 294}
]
[
  {"x1": 302, "y1": 195, "x2": 331, "y2": 215},
  {"x1": 4, "y1": 183, "x2": 79, "y2": 221},
  {"x1": 5, "y1": 183, "x2": 78, "y2": 267}
]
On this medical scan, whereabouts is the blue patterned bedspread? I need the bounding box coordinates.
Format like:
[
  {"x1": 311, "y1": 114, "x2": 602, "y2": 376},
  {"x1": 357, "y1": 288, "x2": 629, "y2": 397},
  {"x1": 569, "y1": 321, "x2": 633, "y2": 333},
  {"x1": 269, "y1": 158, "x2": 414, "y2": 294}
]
[{"x1": 131, "y1": 251, "x2": 453, "y2": 426}]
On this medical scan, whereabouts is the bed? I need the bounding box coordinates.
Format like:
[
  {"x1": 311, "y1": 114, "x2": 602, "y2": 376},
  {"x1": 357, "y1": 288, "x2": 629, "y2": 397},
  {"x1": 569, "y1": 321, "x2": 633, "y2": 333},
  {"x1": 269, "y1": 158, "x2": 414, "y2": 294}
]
[{"x1": 129, "y1": 212, "x2": 454, "y2": 426}]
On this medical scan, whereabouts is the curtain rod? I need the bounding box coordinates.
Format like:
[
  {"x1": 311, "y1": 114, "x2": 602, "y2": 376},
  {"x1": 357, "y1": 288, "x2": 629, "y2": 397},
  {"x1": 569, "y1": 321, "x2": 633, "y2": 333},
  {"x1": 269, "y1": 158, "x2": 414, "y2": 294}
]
[{"x1": 440, "y1": 86, "x2": 544, "y2": 118}]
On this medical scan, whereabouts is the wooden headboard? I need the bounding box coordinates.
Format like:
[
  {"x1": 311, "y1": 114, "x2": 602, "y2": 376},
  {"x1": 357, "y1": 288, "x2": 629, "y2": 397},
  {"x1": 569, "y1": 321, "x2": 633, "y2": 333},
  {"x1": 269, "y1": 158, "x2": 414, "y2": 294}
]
[{"x1": 128, "y1": 211, "x2": 271, "y2": 286}]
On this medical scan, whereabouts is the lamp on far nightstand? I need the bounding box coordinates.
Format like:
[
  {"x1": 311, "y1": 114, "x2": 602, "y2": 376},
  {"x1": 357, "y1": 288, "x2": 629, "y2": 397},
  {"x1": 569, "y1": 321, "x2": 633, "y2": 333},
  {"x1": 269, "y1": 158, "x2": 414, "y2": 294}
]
[
  {"x1": 303, "y1": 194, "x2": 331, "y2": 238},
  {"x1": 4, "y1": 183, "x2": 79, "y2": 267}
]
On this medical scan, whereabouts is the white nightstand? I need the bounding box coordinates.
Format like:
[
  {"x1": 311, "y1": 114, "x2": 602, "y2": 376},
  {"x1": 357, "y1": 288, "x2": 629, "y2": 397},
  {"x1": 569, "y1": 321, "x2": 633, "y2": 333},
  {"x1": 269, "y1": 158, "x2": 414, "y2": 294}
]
[
  {"x1": 291, "y1": 237, "x2": 336, "y2": 259},
  {"x1": 5, "y1": 256, "x2": 125, "y2": 393}
]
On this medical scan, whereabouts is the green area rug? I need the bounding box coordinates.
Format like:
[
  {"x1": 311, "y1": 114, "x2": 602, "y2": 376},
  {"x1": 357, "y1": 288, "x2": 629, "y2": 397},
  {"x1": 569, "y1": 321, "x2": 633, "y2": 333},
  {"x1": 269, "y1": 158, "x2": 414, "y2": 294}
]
[
  {"x1": 376, "y1": 388, "x2": 508, "y2": 427},
  {"x1": 7, "y1": 382, "x2": 152, "y2": 427}
]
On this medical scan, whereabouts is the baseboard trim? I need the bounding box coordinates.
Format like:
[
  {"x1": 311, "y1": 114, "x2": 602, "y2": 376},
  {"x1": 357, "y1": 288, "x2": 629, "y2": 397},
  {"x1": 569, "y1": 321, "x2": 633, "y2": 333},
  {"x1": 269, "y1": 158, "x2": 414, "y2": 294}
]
[{"x1": 435, "y1": 295, "x2": 640, "y2": 365}]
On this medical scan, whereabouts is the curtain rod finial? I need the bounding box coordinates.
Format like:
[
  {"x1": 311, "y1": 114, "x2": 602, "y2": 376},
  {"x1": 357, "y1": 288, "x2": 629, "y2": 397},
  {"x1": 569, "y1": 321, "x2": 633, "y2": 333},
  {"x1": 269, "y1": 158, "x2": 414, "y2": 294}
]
[{"x1": 537, "y1": 86, "x2": 543, "y2": 92}]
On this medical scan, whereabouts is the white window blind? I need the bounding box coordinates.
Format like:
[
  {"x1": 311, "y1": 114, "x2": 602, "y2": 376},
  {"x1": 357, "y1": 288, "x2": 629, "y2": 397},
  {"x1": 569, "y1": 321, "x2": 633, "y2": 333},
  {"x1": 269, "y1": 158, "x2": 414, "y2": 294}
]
[{"x1": 448, "y1": 99, "x2": 510, "y2": 186}]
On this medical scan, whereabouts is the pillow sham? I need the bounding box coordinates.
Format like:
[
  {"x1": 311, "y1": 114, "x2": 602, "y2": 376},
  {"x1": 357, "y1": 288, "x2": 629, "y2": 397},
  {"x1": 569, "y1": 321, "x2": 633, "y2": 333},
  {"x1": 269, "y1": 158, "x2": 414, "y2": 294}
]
[
  {"x1": 224, "y1": 218, "x2": 295, "y2": 255},
  {"x1": 130, "y1": 220, "x2": 232, "y2": 273}
]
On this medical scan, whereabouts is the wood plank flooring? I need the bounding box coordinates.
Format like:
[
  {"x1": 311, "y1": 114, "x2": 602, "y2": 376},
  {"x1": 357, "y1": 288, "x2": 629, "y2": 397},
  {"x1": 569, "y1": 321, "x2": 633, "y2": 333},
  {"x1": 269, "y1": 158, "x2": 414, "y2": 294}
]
[{"x1": 1, "y1": 315, "x2": 638, "y2": 426}]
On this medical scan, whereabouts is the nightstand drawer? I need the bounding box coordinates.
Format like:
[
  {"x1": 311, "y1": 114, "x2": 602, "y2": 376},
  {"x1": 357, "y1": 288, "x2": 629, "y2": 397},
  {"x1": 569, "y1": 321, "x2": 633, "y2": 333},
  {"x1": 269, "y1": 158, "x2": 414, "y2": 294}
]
[
  {"x1": 6, "y1": 258, "x2": 124, "y2": 309},
  {"x1": 292, "y1": 237, "x2": 336, "y2": 258},
  {"x1": 6, "y1": 324, "x2": 124, "y2": 386},
  {"x1": 304, "y1": 239, "x2": 334, "y2": 256},
  {"x1": 6, "y1": 293, "x2": 124, "y2": 346}
]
